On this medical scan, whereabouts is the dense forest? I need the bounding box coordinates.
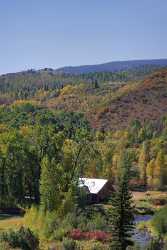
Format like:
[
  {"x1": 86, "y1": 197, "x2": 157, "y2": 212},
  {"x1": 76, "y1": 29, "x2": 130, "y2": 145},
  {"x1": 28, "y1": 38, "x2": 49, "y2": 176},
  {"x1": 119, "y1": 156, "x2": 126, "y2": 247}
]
[
  {"x1": 0, "y1": 67, "x2": 167, "y2": 249},
  {"x1": 0, "y1": 102, "x2": 167, "y2": 208}
]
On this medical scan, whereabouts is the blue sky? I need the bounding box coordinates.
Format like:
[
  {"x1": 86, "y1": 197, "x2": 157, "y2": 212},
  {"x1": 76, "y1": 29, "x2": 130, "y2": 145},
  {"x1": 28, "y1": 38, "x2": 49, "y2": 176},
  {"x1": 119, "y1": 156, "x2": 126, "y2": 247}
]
[{"x1": 0, "y1": 0, "x2": 167, "y2": 74}]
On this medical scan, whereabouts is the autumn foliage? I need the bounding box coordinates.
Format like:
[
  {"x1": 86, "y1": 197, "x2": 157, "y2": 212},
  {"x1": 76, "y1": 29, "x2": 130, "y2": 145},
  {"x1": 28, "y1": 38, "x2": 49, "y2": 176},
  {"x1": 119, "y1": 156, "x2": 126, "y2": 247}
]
[{"x1": 69, "y1": 229, "x2": 110, "y2": 242}]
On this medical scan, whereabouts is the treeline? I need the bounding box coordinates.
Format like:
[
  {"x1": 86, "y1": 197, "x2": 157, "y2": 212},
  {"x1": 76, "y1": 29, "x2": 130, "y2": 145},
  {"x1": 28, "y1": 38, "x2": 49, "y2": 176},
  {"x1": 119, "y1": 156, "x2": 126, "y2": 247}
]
[{"x1": 0, "y1": 66, "x2": 160, "y2": 103}]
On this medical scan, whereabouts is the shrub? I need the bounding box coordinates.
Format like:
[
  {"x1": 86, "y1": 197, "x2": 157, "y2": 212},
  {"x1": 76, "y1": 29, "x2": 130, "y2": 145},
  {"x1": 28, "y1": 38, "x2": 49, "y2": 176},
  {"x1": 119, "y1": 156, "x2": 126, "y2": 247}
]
[
  {"x1": 53, "y1": 228, "x2": 67, "y2": 241},
  {"x1": 24, "y1": 206, "x2": 43, "y2": 233},
  {"x1": 69, "y1": 229, "x2": 110, "y2": 242},
  {"x1": 60, "y1": 212, "x2": 76, "y2": 231},
  {"x1": 25, "y1": 207, "x2": 60, "y2": 238},
  {"x1": 1, "y1": 227, "x2": 39, "y2": 250},
  {"x1": 152, "y1": 206, "x2": 167, "y2": 236},
  {"x1": 86, "y1": 214, "x2": 107, "y2": 231},
  {"x1": 42, "y1": 210, "x2": 59, "y2": 238},
  {"x1": 62, "y1": 238, "x2": 76, "y2": 250},
  {"x1": 69, "y1": 229, "x2": 83, "y2": 240},
  {"x1": 0, "y1": 241, "x2": 12, "y2": 250},
  {"x1": 90, "y1": 242, "x2": 105, "y2": 250},
  {"x1": 146, "y1": 238, "x2": 164, "y2": 250},
  {"x1": 151, "y1": 198, "x2": 167, "y2": 206},
  {"x1": 89, "y1": 231, "x2": 109, "y2": 242}
]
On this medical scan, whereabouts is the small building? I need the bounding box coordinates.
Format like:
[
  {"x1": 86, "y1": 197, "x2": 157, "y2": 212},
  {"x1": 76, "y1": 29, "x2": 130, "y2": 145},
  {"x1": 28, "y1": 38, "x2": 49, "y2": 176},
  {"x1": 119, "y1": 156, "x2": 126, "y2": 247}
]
[{"x1": 78, "y1": 178, "x2": 114, "y2": 204}]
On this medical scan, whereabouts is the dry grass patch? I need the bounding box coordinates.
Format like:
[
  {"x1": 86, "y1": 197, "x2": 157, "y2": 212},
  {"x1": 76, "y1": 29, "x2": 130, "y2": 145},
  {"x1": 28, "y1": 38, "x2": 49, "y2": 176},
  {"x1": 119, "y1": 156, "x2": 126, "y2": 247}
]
[{"x1": 0, "y1": 215, "x2": 24, "y2": 232}]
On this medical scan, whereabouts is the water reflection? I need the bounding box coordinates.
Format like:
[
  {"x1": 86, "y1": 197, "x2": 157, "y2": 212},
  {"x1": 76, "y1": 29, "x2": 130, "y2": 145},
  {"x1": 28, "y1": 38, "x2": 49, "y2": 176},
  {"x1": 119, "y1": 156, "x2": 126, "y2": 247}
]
[{"x1": 133, "y1": 215, "x2": 153, "y2": 247}]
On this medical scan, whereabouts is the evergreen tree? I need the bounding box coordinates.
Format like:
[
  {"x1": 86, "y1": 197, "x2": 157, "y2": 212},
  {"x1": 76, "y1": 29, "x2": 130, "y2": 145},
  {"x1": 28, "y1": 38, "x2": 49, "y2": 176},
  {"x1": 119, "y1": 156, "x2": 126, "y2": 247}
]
[
  {"x1": 94, "y1": 79, "x2": 99, "y2": 88},
  {"x1": 109, "y1": 151, "x2": 134, "y2": 250}
]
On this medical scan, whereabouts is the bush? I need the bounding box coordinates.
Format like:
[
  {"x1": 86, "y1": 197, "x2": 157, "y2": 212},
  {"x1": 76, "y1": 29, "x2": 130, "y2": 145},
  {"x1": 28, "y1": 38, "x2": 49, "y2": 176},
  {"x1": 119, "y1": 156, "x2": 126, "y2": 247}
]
[
  {"x1": 25, "y1": 207, "x2": 60, "y2": 238},
  {"x1": 76, "y1": 241, "x2": 110, "y2": 250},
  {"x1": 151, "y1": 198, "x2": 167, "y2": 206},
  {"x1": 24, "y1": 206, "x2": 43, "y2": 234},
  {"x1": 146, "y1": 238, "x2": 164, "y2": 250},
  {"x1": 62, "y1": 238, "x2": 76, "y2": 250},
  {"x1": 86, "y1": 214, "x2": 107, "y2": 231},
  {"x1": 70, "y1": 206, "x2": 108, "y2": 232},
  {"x1": 69, "y1": 229, "x2": 83, "y2": 240},
  {"x1": 89, "y1": 242, "x2": 105, "y2": 250},
  {"x1": 69, "y1": 229, "x2": 110, "y2": 242},
  {"x1": 0, "y1": 241, "x2": 12, "y2": 250},
  {"x1": 1, "y1": 227, "x2": 39, "y2": 250},
  {"x1": 152, "y1": 206, "x2": 167, "y2": 236},
  {"x1": 53, "y1": 228, "x2": 67, "y2": 241}
]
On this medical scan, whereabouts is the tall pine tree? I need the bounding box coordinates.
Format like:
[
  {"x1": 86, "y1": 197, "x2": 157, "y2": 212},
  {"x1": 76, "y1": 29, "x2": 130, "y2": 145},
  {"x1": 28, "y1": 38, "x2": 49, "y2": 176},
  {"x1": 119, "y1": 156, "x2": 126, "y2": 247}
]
[{"x1": 109, "y1": 151, "x2": 134, "y2": 250}]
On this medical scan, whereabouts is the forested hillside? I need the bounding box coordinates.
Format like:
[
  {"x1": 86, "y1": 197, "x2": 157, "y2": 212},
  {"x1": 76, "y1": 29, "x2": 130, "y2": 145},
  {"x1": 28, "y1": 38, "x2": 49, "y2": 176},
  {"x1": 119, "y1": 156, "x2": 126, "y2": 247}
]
[
  {"x1": 0, "y1": 66, "x2": 167, "y2": 249},
  {"x1": 0, "y1": 67, "x2": 167, "y2": 207},
  {"x1": 1, "y1": 66, "x2": 167, "y2": 131}
]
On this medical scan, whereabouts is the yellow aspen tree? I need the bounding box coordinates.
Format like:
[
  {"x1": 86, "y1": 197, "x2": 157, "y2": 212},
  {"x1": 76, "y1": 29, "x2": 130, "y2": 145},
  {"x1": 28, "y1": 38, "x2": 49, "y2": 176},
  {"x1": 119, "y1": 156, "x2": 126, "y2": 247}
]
[
  {"x1": 146, "y1": 159, "x2": 155, "y2": 189},
  {"x1": 138, "y1": 141, "x2": 150, "y2": 188},
  {"x1": 154, "y1": 151, "x2": 165, "y2": 190}
]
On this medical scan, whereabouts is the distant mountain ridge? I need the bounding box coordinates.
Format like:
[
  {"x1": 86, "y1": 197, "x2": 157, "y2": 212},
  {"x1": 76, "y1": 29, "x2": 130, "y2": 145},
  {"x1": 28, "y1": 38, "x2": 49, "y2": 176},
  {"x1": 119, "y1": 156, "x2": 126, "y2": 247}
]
[
  {"x1": 56, "y1": 59, "x2": 167, "y2": 74},
  {"x1": 1, "y1": 59, "x2": 167, "y2": 77}
]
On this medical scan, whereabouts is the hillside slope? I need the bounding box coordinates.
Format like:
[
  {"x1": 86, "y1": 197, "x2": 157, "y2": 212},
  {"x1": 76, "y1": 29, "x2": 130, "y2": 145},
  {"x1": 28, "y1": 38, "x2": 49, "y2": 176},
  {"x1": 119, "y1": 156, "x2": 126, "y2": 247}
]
[
  {"x1": 0, "y1": 67, "x2": 167, "y2": 131},
  {"x1": 45, "y1": 69, "x2": 167, "y2": 131},
  {"x1": 93, "y1": 69, "x2": 167, "y2": 130}
]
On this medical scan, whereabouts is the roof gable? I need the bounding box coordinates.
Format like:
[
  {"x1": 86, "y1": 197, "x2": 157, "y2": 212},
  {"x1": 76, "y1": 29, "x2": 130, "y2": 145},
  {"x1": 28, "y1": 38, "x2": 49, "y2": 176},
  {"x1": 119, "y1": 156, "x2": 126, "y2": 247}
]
[{"x1": 79, "y1": 178, "x2": 108, "y2": 194}]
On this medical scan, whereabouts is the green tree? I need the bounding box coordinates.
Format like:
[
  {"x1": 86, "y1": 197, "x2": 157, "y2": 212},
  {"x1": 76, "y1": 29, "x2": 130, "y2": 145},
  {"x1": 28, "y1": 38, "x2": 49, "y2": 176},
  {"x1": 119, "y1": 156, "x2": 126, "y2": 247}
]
[
  {"x1": 146, "y1": 159, "x2": 155, "y2": 189},
  {"x1": 0, "y1": 130, "x2": 35, "y2": 207},
  {"x1": 40, "y1": 156, "x2": 62, "y2": 212},
  {"x1": 109, "y1": 151, "x2": 134, "y2": 250},
  {"x1": 154, "y1": 150, "x2": 166, "y2": 190},
  {"x1": 138, "y1": 141, "x2": 150, "y2": 188}
]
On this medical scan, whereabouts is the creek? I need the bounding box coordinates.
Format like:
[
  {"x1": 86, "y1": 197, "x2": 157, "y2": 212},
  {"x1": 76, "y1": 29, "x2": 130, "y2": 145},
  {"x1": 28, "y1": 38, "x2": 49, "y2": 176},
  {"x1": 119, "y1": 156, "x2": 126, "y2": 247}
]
[{"x1": 133, "y1": 214, "x2": 153, "y2": 247}]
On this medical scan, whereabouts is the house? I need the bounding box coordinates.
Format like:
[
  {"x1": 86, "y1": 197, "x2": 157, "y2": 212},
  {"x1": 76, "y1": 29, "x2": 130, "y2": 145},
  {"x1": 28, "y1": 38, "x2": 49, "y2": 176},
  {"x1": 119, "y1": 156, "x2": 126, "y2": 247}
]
[{"x1": 78, "y1": 178, "x2": 114, "y2": 204}]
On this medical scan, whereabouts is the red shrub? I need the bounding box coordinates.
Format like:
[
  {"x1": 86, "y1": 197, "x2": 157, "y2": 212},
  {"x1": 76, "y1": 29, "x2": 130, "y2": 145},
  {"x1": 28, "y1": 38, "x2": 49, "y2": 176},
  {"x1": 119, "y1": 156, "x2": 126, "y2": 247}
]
[
  {"x1": 69, "y1": 229, "x2": 84, "y2": 240},
  {"x1": 69, "y1": 229, "x2": 110, "y2": 242},
  {"x1": 91, "y1": 231, "x2": 109, "y2": 241}
]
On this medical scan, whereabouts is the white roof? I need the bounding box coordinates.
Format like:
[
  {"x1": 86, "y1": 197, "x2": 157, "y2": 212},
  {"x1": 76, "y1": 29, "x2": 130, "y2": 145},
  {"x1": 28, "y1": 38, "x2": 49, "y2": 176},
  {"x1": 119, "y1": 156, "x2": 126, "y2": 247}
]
[{"x1": 79, "y1": 178, "x2": 108, "y2": 194}]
